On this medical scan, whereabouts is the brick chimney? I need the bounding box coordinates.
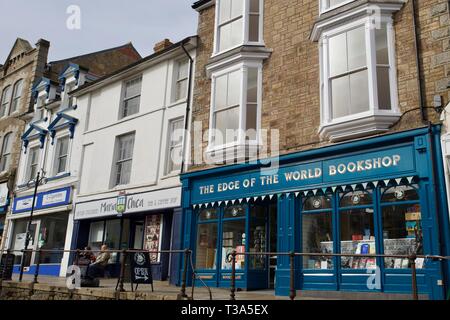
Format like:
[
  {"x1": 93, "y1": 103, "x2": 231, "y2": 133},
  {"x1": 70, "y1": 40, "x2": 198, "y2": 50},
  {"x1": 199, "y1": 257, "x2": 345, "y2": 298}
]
[{"x1": 153, "y1": 39, "x2": 173, "y2": 53}]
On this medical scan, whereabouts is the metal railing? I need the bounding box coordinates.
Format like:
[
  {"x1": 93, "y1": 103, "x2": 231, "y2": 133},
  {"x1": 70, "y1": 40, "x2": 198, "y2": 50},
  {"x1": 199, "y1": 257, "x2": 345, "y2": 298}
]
[
  {"x1": 0, "y1": 247, "x2": 209, "y2": 300},
  {"x1": 226, "y1": 251, "x2": 450, "y2": 301},
  {"x1": 1, "y1": 248, "x2": 449, "y2": 300}
]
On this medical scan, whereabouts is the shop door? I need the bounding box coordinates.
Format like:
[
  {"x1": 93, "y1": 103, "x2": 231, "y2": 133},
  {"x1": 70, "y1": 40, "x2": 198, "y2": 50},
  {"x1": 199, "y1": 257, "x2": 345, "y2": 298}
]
[
  {"x1": 132, "y1": 221, "x2": 144, "y2": 249},
  {"x1": 24, "y1": 220, "x2": 40, "y2": 268}
]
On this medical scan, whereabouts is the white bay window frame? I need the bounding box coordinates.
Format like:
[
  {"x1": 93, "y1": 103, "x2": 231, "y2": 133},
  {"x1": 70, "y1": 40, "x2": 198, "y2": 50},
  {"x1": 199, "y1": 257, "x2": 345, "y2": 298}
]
[
  {"x1": 320, "y1": 0, "x2": 356, "y2": 14},
  {"x1": 207, "y1": 60, "x2": 263, "y2": 159},
  {"x1": 213, "y1": 0, "x2": 265, "y2": 56},
  {"x1": 318, "y1": 13, "x2": 400, "y2": 141}
]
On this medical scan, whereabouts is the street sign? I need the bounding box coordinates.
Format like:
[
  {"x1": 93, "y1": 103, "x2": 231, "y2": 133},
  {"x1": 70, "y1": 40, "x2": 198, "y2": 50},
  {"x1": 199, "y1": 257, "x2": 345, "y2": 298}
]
[{"x1": 131, "y1": 252, "x2": 153, "y2": 285}]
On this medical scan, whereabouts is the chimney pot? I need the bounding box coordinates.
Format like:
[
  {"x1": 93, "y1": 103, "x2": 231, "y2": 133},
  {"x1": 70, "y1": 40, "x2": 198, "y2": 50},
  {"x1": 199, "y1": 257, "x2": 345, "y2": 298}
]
[{"x1": 154, "y1": 39, "x2": 173, "y2": 53}]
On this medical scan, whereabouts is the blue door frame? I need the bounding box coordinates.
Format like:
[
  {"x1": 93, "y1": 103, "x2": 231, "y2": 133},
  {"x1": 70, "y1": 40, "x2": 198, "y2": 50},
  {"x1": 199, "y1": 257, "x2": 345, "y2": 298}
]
[{"x1": 180, "y1": 126, "x2": 450, "y2": 300}]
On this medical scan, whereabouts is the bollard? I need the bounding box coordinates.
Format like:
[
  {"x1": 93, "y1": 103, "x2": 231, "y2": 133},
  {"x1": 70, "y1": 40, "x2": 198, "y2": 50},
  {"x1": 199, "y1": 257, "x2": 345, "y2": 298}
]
[
  {"x1": 230, "y1": 251, "x2": 237, "y2": 301},
  {"x1": 33, "y1": 250, "x2": 42, "y2": 284},
  {"x1": 179, "y1": 249, "x2": 189, "y2": 299},
  {"x1": 117, "y1": 250, "x2": 127, "y2": 293},
  {"x1": 410, "y1": 254, "x2": 418, "y2": 300},
  {"x1": 289, "y1": 252, "x2": 296, "y2": 301}
]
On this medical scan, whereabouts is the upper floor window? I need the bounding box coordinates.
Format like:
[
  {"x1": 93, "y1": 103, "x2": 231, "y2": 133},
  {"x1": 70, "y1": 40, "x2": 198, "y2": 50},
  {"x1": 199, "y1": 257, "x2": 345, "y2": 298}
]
[
  {"x1": 209, "y1": 63, "x2": 261, "y2": 150},
  {"x1": 166, "y1": 117, "x2": 184, "y2": 174},
  {"x1": 174, "y1": 60, "x2": 189, "y2": 102},
  {"x1": 0, "y1": 132, "x2": 12, "y2": 172},
  {"x1": 10, "y1": 79, "x2": 23, "y2": 114},
  {"x1": 0, "y1": 86, "x2": 12, "y2": 118},
  {"x1": 316, "y1": 10, "x2": 401, "y2": 141},
  {"x1": 26, "y1": 146, "x2": 40, "y2": 182},
  {"x1": 65, "y1": 83, "x2": 76, "y2": 109},
  {"x1": 320, "y1": 0, "x2": 354, "y2": 13},
  {"x1": 53, "y1": 136, "x2": 70, "y2": 175},
  {"x1": 120, "y1": 77, "x2": 142, "y2": 119},
  {"x1": 215, "y1": 0, "x2": 264, "y2": 54},
  {"x1": 111, "y1": 132, "x2": 135, "y2": 187}
]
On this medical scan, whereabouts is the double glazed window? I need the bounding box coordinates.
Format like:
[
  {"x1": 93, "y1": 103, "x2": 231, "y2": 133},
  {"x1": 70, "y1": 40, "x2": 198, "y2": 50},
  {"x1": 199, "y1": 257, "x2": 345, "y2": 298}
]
[
  {"x1": 0, "y1": 132, "x2": 12, "y2": 172},
  {"x1": 26, "y1": 146, "x2": 40, "y2": 182},
  {"x1": 166, "y1": 118, "x2": 184, "y2": 174},
  {"x1": 210, "y1": 65, "x2": 261, "y2": 148},
  {"x1": 120, "y1": 77, "x2": 142, "y2": 119},
  {"x1": 215, "y1": 0, "x2": 263, "y2": 54},
  {"x1": 174, "y1": 60, "x2": 189, "y2": 102},
  {"x1": 112, "y1": 133, "x2": 135, "y2": 186},
  {"x1": 53, "y1": 136, "x2": 70, "y2": 175}
]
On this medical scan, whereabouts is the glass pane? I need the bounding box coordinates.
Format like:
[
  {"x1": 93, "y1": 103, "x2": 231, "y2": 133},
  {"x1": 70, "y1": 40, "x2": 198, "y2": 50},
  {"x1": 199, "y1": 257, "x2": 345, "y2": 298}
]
[
  {"x1": 382, "y1": 185, "x2": 419, "y2": 202},
  {"x1": 247, "y1": 68, "x2": 258, "y2": 103},
  {"x1": 228, "y1": 70, "x2": 241, "y2": 107},
  {"x1": 376, "y1": 26, "x2": 389, "y2": 65},
  {"x1": 143, "y1": 215, "x2": 162, "y2": 262},
  {"x1": 249, "y1": 219, "x2": 266, "y2": 269},
  {"x1": 176, "y1": 79, "x2": 188, "y2": 101},
  {"x1": 382, "y1": 203, "x2": 423, "y2": 269},
  {"x1": 214, "y1": 106, "x2": 240, "y2": 140},
  {"x1": 231, "y1": 0, "x2": 243, "y2": 19},
  {"x1": 196, "y1": 223, "x2": 218, "y2": 269},
  {"x1": 219, "y1": 0, "x2": 231, "y2": 23},
  {"x1": 88, "y1": 221, "x2": 105, "y2": 251},
  {"x1": 348, "y1": 26, "x2": 366, "y2": 71},
  {"x1": 178, "y1": 60, "x2": 189, "y2": 80},
  {"x1": 340, "y1": 209, "x2": 376, "y2": 269},
  {"x1": 221, "y1": 219, "x2": 246, "y2": 270},
  {"x1": 350, "y1": 69, "x2": 369, "y2": 114},
  {"x1": 331, "y1": 75, "x2": 350, "y2": 118},
  {"x1": 303, "y1": 195, "x2": 333, "y2": 211},
  {"x1": 302, "y1": 212, "x2": 333, "y2": 269},
  {"x1": 230, "y1": 18, "x2": 243, "y2": 49},
  {"x1": 329, "y1": 33, "x2": 347, "y2": 77},
  {"x1": 249, "y1": 14, "x2": 260, "y2": 42},
  {"x1": 246, "y1": 103, "x2": 257, "y2": 139},
  {"x1": 341, "y1": 190, "x2": 373, "y2": 207},
  {"x1": 377, "y1": 66, "x2": 391, "y2": 110},
  {"x1": 219, "y1": 23, "x2": 232, "y2": 52},
  {"x1": 215, "y1": 73, "x2": 228, "y2": 110},
  {"x1": 224, "y1": 205, "x2": 245, "y2": 218},
  {"x1": 57, "y1": 156, "x2": 67, "y2": 173},
  {"x1": 36, "y1": 214, "x2": 69, "y2": 264},
  {"x1": 199, "y1": 208, "x2": 218, "y2": 221},
  {"x1": 11, "y1": 220, "x2": 29, "y2": 264},
  {"x1": 104, "y1": 219, "x2": 121, "y2": 263},
  {"x1": 123, "y1": 96, "x2": 140, "y2": 117},
  {"x1": 168, "y1": 145, "x2": 182, "y2": 172},
  {"x1": 125, "y1": 78, "x2": 141, "y2": 98}
]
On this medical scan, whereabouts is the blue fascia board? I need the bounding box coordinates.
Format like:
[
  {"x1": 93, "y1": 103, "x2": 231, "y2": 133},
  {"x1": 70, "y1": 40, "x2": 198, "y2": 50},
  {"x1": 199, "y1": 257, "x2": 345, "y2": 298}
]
[
  {"x1": 181, "y1": 126, "x2": 435, "y2": 180},
  {"x1": 58, "y1": 63, "x2": 80, "y2": 80},
  {"x1": 21, "y1": 124, "x2": 48, "y2": 141}
]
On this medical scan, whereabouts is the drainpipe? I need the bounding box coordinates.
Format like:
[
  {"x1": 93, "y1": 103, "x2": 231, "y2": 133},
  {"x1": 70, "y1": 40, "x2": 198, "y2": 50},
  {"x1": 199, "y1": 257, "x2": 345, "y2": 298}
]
[
  {"x1": 411, "y1": 0, "x2": 427, "y2": 121},
  {"x1": 180, "y1": 41, "x2": 194, "y2": 175}
]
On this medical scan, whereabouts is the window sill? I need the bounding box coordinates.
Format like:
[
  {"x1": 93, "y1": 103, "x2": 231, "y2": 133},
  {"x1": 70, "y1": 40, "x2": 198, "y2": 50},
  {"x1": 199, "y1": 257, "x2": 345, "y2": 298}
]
[
  {"x1": 319, "y1": 111, "x2": 401, "y2": 142},
  {"x1": 47, "y1": 172, "x2": 71, "y2": 182},
  {"x1": 205, "y1": 142, "x2": 261, "y2": 164}
]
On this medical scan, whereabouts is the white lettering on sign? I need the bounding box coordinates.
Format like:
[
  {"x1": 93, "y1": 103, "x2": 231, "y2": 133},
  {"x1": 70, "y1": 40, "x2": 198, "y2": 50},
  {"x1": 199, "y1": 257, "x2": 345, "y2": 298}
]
[{"x1": 329, "y1": 155, "x2": 401, "y2": 176}]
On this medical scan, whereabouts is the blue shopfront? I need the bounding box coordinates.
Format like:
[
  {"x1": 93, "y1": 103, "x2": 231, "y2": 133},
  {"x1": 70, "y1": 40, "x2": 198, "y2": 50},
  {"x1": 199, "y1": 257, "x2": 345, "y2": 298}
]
[
  {"x1": 8, "y1": 187, "x2": 72, "y2": 276},
  {"x1": 180, "y1": 126, "x2": 450, "y2": 300}
]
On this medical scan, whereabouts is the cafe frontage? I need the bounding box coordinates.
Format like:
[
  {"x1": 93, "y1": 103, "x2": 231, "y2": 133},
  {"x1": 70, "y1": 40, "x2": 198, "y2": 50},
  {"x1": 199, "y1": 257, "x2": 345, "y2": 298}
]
[{"x1": 180, "y1": 126, "x2": 450, "y2": 300}]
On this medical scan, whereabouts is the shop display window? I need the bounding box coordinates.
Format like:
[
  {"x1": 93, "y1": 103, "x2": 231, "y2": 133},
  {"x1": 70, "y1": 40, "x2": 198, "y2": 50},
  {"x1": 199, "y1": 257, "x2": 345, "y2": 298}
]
[
  {"x1": 249, "y1": 205, "x2": 267, "y2": 269},
  {"x1": 339, "y1": 190, "x2": 376, "y2": 269},
  {"x1": 196, "y1": 220, "x2": 218, "y2": 270},
  {"x1": 302, "y1": 195, "x2": 334, "y2": 270},
  {"x1": 144, "y1": 214, "x2": 163, "y2": 263},
  {"x1": 224, "y1": 205, "x2": 245, "y2": 219},
  {"x1": 222, "y1": 206, "x2": 246, "y2": 270},
  {"x1": 37, "y1": 214, "x2": 69, "y2": 264},
  {"x1": 88, "y1": 221, "x2": 104, "y2": 252},
  {"x1": 381, "y1": 186, "x2": 423, "y2": 269}
]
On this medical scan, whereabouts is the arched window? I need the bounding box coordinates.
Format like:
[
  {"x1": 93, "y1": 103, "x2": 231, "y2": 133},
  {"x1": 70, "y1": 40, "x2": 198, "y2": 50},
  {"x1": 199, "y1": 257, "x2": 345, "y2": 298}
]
[
  {"x1": 10, "y1": 79, "x2": 23, "y2": 114},
  {"x1": 302, "y1": 193, "x2": 334, "y2": 270},
  {"x1": 381, "y1": 185, "x2": 423, "y2": 269},
  {"x1": 0, "y1": 86, "x2": 12, "y2": 117},
  {"x1": 0, "y1": 132, "x2": 12, "y2": 172}
]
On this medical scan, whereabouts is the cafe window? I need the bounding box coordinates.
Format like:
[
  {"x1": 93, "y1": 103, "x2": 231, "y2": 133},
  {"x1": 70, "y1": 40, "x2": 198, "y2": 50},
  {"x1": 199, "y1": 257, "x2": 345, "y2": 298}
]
[
  {"x1": 222, "y1": 206, "x2": 246, "y2": 270},
  {"x1": 88, "y1": 221, "x2": 105, "y2": 251},
  {"x1": 381, "y1": 185, "x2": 423, "y2": 269},
  {"x1": 36, "y1": 214, "x2": 69, "y2": 264},
  {"x1": 302, "y1": 194, "x2": 334, "y2": 270},
  {"x1": 196, "y1": 209, "x2": 219, "y2": 270},
  {"x1": 143, "y1": 215, "x2": 163, "y2": 263},
  {"x1": 249, "y1": 205, "x2": 267, "y2": 270},
  {"x1": 339, "y1": 189, "x2": 376, "y2": 269}
]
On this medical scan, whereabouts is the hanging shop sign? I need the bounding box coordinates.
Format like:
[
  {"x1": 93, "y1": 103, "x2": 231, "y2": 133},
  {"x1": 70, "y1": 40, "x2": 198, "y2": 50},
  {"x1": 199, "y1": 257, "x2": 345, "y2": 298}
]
[
  {"x1": 74, "y1": 187, "x2": 181, "y2": 220},
  {"x1": 12, "y1": 187, "x2": 71, "y2": 214},
  {"x1": 191, "y1": 145, "x2": 416, "y2": 204}
]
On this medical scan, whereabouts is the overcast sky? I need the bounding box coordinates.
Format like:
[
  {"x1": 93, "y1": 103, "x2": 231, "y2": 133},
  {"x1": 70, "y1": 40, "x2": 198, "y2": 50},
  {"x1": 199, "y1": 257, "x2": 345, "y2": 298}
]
[{"x1": 0, "y1": 0, "x2": 198, "y2": 62}]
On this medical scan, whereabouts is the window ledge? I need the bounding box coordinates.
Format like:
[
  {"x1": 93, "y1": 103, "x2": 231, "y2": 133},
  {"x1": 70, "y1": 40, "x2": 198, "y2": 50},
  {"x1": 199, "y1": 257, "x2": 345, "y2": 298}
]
[
  {"x1": 205, "y1": 142, "x2": 261, "y2": 164},
  {"x1": 319, "y1": 111, "x2": 401, "y2": 142}
]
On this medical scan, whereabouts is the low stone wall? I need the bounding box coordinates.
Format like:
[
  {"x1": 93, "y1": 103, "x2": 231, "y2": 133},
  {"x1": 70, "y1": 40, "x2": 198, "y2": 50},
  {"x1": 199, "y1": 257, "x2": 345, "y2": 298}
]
[{"x1": 0, "y1": 281, "x2": 178, "y2": 300}]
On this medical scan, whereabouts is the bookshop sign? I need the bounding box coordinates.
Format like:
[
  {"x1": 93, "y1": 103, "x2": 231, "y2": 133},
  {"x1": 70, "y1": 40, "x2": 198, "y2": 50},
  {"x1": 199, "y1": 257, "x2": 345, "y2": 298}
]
[{"x1": 191, "y1": 145, "x2": 415, "y2": 204}]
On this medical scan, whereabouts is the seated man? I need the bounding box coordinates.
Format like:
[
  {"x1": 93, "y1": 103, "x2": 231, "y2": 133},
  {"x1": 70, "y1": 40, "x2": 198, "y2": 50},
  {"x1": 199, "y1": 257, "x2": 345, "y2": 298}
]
[{"x1": 86, "y1": 244, "x2": 111, "y2": 280}]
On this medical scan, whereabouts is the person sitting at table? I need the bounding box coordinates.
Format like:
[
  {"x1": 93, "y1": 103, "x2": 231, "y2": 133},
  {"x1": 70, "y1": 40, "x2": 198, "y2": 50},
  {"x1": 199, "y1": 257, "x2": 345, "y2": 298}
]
[{"x1": 86, "y1": 244, "x2": 111, "y2": 280}]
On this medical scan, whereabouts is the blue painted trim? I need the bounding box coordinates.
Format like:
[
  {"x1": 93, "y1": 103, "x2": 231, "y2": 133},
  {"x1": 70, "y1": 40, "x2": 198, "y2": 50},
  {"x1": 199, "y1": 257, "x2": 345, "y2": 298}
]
[
  {"x1": 12, "y1": 186, "x2": 71, "y2": 214},
  {"x1": 13, "y1": 264, "x2": 61, "y2": 277},
  {"x1": 46, "y1": 172, "x2": 71, "y2": 182},
  {"x1": 48, "y1": 113, "x2": 79, "y2": 144}
]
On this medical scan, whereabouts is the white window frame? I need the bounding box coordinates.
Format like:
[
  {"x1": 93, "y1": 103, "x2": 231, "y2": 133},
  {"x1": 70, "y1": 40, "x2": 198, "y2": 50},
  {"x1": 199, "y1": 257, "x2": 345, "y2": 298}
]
[
  {"x1": 319, "y1": 15, "x2": 400, "y2": 138},
  {"x1": 111, "y1": 132, "x2": 135, "y2": 187},
  {"x1": 0, "y1": 132, "x2": 12, "y2": 172},
  {"x1": 119, "y1": 76, "x2": 142, "y2": 120},
  {"x1": 213, "y1": 0, "x2": 265, "y2": 56},
  {"x1": 0, "y1": 85, "x2": 12, "y2": 118},
  {"x1": 25, "y1": 145, "x2": 41, "y2": 183},
  {"x1": 52, "y1": 135, "x2": 71, "y2": 176},
  {"x1": 207, "y1": 60, "x2": 263, "y2": 154},
  {"x1": 319, "y1": 0, "x2": 356, "y2": 14},
  {"x1": 172, "y1": 59, "x2": 190, "y2": 103},
  {"x1": 10, "y1": 79, "x2": 23, "y2": 114},
  {"x1": 165, "y1": 117, "x2": 185, "y2": 175}
]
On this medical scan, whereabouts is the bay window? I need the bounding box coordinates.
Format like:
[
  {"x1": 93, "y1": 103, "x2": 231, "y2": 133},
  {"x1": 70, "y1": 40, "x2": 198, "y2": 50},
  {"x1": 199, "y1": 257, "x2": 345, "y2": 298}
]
[
  {"x1": 313, "y1": 4, "x2": 402, "y2": 141},
  {"x1": 320, "y1": 0, "x2": 355, "y2": 13},
  {"x1": 208, "y1": 62, "x2": 262, "y2": 158},
  {"x1": 214, "y1": 0, "x2": 264, "y2": 54}
]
